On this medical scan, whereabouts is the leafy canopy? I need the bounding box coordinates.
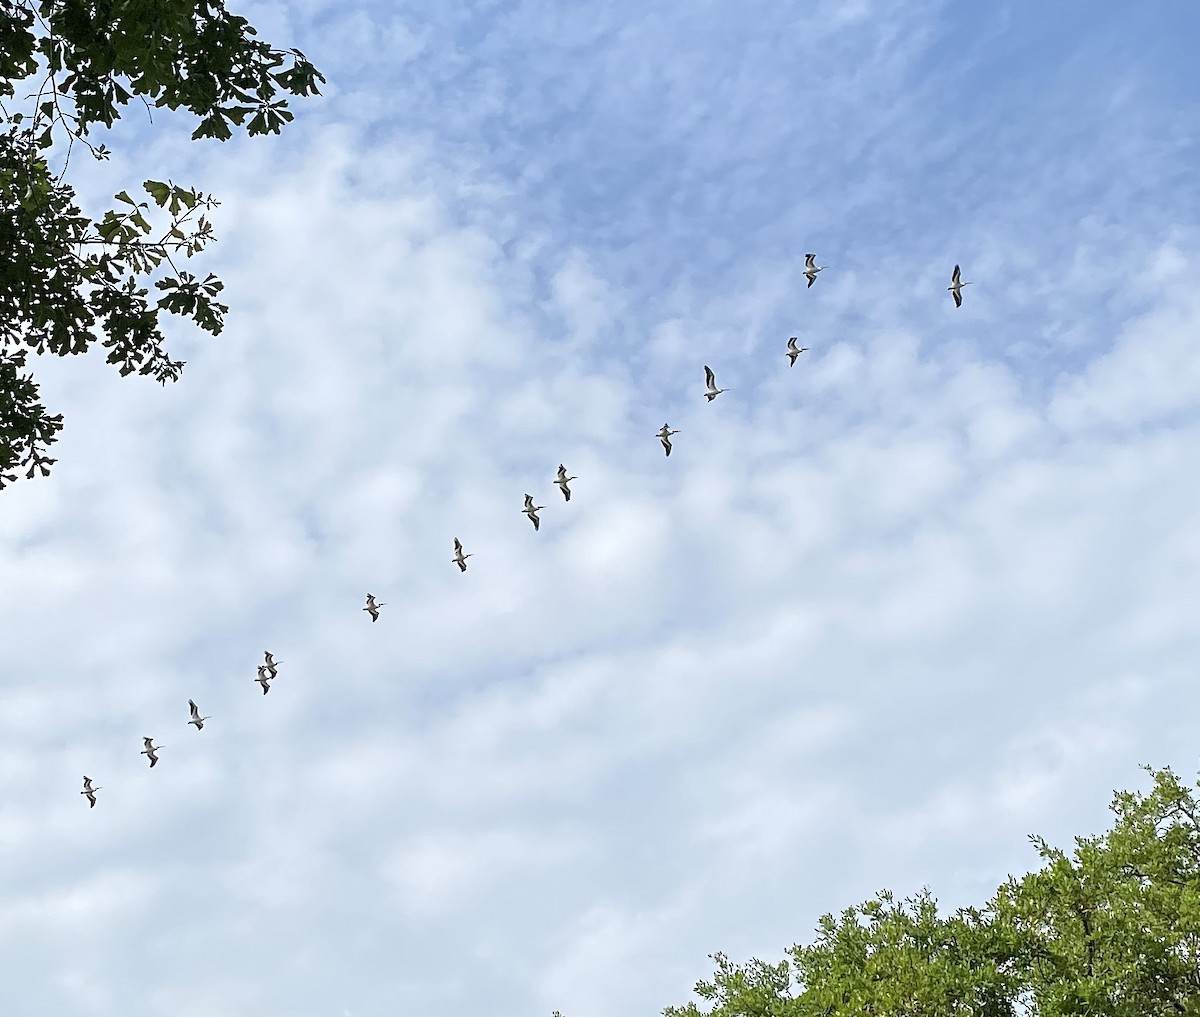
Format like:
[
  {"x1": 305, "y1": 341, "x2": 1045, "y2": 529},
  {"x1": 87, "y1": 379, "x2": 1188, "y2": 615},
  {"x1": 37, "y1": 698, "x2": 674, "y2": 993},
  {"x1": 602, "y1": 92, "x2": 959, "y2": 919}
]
[
  {"x1": 636, "y1": 764, "x2": 1200, "y2": 1017},
  {"x1": 0, "y1": 0, "x2": 324, "y2": 487}
]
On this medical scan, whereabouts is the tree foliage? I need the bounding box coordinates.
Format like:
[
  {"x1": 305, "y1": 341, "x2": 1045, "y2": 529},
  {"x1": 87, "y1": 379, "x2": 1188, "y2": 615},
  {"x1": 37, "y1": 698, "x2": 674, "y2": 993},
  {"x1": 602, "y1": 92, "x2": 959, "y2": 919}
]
[
  {"x1": 0, "y1": 0, "x2": 324, "y2": 487},
  {"x1": 651, "y1": 764, "x2": 1200, "y2": 1017}
]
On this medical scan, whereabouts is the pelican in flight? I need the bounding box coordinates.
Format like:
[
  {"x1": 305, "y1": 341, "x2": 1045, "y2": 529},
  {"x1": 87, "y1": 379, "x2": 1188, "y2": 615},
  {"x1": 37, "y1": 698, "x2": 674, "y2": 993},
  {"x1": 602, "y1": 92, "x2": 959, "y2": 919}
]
[
  {"x1": 703, "y1": 365, "x2": 731, "y2": 402},
  {"x1": 363, "y1": 593, "x2": 385, "y2": 622},
  {"x1": 187, "y1": 699, "x2": 211, "y2": 731},
  {"x1": 140, "y1": 737, "x2": 162, "y2": 768},
  {"x1": 657, "y1": 423, "x2": 679, "y2": 457},
  {"x1": 786, "y1": 337, "x2": 809, "y2": 366},
  {"x1": 255, "y1": 665, "x2": 273, "y2": 695},
  {"x1": 523, "y1": 494, "x2": 545, "y2": 532},
  {"x1": 452, "y1": 537, "x2": 472, "y2": 572},
  {"x1": 804, "y1": 253, "x2": 825, "y2": 288},
  {"x1": 948, "y1": 264, "x2": 971, "y2": 307},
  {"x1": 81, "y1": 775, "x2": 101, "y2": 808},
  {"x1": 554, "y1": 464, "x2": 577, "y2": 502},
  {"x1": 263, "y1": 651, "x2": 282, "y2": 678}
]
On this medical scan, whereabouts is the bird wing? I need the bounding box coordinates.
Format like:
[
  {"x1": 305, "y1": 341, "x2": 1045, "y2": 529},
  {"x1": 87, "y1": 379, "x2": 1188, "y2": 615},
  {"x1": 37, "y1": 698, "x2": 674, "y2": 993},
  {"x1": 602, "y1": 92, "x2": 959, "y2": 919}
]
[
  {"x1": 704, "y1": 365, "x2": 715, "y2": 388},
  {"x1": 454, "y1": 537, "x2": 463, "y2": 552},
  {"x1": 805, "y1": 253, "x2": 816, "y2": 268},
  {"x1": 952, "y1": 264, "x2": 960, "y2": 282},
  {"x1": 189, "y1": 699, "x2": 199, "y2": 717},
  {"x1": 953, "y1": 289, "x2": 962, "y2": 307},
  {"x1": 788, "y1": 337, "x2": 798, "y2": 351}
]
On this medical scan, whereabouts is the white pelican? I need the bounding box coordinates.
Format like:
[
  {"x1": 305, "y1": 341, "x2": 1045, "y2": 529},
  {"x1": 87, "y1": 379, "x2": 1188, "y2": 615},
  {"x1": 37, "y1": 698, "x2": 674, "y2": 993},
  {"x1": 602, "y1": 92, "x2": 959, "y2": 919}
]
[
  {"x1": 263, "y1": 651, "x2": 282, "y2": 678},
  {"x1": 140, "y1": 737, "x2": 162, "y2": 768},
  {"x1": 363, "y1": 593, "x2": 385, "y2": 622},
  {"x1": 523, "y1": 493, "x2": 545, "y2": 532},
  {"x1": 554, "y1": 464, "x2": 577, "y2": 502},
  {"x1": 786, "y1": 336, "x2": 809, "y2": 366},
  {"x1": 948, "y1": 264, "x2": 971, "y2": 307},
  {"x1": 187, "y1": 699, "x2": 211, "y2": 730},
  {"x1": 81, "y1": 775, "x2": 101, "y2": 808},
  {"x1": 452, "y1": 537, "x2": 472, "y2": 572},
  {"x1": 657, "y1": 423, "x2": 679, "y2": 457},
  {"x1": 804, "y1": 253, "x2": 825, "y2": 288},
  {"x1": 703, "y1": 365, "x2": 730, "y2": 402},
  {"x1": 255, "y1": 666, "x2": 273, "y2": 695}
]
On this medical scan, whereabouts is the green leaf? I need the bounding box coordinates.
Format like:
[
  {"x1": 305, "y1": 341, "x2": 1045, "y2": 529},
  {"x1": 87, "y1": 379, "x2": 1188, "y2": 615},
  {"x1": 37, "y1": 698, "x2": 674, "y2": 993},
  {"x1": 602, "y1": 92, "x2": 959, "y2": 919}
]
[
  {"x1": 192, "y1": 112, "x2": 234, "y2": 142},
  {"x1": 143, "y1": 179, "x2": 171, "y2": 206}
]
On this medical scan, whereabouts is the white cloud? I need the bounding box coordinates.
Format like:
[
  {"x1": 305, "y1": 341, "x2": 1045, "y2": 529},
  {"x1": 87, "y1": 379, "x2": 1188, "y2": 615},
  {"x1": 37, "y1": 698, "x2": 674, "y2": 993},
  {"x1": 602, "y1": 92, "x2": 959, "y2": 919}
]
[{"x1": 381, "y1": 824, "x2": 593, "y2": 917}]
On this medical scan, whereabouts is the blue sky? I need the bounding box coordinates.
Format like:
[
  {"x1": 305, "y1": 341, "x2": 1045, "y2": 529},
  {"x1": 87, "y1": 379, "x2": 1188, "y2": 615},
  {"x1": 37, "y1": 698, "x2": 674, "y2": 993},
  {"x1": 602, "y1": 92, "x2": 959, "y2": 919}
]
[{"x1": 3, "y1": 0, "x2": 1200, "y2": 1014}]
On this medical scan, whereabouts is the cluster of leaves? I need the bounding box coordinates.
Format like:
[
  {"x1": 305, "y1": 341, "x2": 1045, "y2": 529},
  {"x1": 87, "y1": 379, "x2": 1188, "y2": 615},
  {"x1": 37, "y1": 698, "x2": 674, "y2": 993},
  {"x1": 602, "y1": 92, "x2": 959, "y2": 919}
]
[
  {"x1": 0, "y1": 0, "x2": 324, "y2": 488},
  {"x1": 642, "y1": 764, "x2": 1200, "y2": 1017}
]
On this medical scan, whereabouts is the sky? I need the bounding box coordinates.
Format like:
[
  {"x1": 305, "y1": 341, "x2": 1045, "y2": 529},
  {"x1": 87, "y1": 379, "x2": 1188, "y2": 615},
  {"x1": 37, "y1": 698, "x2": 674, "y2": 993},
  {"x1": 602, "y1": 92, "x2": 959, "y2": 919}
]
[{"x1": 2, "y1": 0, "x2": 1200, "y2": 1014}]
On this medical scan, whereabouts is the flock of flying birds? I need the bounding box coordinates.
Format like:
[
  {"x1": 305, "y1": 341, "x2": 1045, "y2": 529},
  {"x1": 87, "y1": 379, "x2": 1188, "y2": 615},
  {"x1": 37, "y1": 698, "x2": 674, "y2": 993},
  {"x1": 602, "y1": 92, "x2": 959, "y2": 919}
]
[{"x1": 78, "y1": 258, "x2": 973, "y2": 809}]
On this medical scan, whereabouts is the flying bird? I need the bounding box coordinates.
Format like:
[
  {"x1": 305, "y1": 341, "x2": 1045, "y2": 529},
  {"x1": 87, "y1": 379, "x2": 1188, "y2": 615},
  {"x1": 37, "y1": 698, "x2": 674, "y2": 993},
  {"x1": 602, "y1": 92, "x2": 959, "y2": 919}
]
[
  {"x1": 140, "y1": 737, "x2": 162, "y2": 768},
  {"x1": 363, "y1": 593, "x2": 385, "y2": 622},
  {"x1": 786, "y1": 336, "x2": 809, "y2": 366},
  {"x1": 81, "y1": 775, "x2": 101, "y2": 808},
  {"x1": 657, "y1": 423, "x2": 679, "y2": 457},
  {"x1": 554, "y1": 464, "x2": 577, "y2": 502},
  {"x1": 255, "y1": 666, "x2": 273, "y2": 695},
  {"x1": 804, "y1": 253, "x2": 825, "y2": 288},
  {"x1": 703, "y1": 365, "x2": 729, "y2": 402},
  {"x1": 187, "y1": 699, "x2": 211, "y2": 731},
  {"x1": 452, "y1": 537, "x2": 472, "y2": 572},
  {"x1": 523, "y1": 493, "x2": 545, "y2": 532},
  {"x1": 948, "y1": 263, "x2": 971, "y2": 307},
  {"x1": 263, "y1": 651, "x2": 282, "y2": 678}
]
